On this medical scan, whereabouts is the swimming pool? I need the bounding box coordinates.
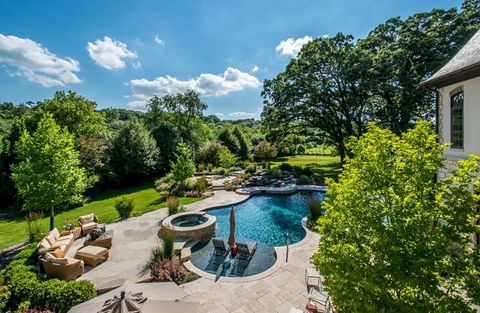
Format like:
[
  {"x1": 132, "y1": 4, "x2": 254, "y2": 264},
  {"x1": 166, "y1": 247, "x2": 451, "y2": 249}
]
[{"x1": 206, "y1": 191, "x2": 325, "y2": 246}]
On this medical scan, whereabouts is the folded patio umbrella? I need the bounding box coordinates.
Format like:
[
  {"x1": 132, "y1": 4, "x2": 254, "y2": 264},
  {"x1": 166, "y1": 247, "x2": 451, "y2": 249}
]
[
  {"x1": 68, "y1": 282, "x2": 199, "y2": 313},
  {"x1": 228, "y1": 207, "x2": 236, "y2": 247}
]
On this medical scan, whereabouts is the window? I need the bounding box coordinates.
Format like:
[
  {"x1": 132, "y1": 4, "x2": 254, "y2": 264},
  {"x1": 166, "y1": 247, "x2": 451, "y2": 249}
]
[{"x1": 450, "y1": 91, "x2": 464, "y2": 149}]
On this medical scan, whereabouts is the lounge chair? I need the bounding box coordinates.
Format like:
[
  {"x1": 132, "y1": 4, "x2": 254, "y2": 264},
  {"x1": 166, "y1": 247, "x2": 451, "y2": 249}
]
[
  {"x1": 78, "y1": 213, "x2": 99, "y2": 235},
  {"x1": 236, "y1": 241, "x2": 257, "y2": 261},
  {"x1": 212, "y1": 238, "x2": 230, "y2": 256},
  {"x1": 308, "y1": 287, "x2": 333, "y2": 313}
]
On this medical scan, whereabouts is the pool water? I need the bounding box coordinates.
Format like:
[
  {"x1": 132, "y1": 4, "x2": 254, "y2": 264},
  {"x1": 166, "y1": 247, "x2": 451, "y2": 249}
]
[
  {"x1": 171, "y1": 215, "x2": 208, "y2": 227},
  {"x1": 207, "y1": 191, "x2": 325, "y2": 246}
]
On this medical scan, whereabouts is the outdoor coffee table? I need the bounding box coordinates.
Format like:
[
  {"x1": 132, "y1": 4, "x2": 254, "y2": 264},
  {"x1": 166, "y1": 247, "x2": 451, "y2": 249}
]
[
  {"x1": 75, "y1": 245, "x2": 109, "y2": 267},
  {"x1": 84, "y1": 229, "x2": 114, "y2": 249}
]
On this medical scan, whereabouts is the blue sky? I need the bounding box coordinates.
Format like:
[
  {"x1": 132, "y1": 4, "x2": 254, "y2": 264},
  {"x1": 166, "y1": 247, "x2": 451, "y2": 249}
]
[{"x1": 0, "y1": 0, "x2": 462, "y2": 119}]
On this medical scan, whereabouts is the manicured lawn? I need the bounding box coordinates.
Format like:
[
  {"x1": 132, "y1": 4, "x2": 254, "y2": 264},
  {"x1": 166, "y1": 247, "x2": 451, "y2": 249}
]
[
  {"x1": 0, "y1": 183, "x2": 201, "y2": 250},
  {"x1": 271, "y1": 155, "x2": 342, "y2": 181}
]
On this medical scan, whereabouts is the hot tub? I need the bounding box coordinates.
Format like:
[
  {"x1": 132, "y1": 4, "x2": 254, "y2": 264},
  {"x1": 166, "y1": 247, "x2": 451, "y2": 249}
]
[{"x1": 161, "y1": 212, "x2": 216, "y2": 242}]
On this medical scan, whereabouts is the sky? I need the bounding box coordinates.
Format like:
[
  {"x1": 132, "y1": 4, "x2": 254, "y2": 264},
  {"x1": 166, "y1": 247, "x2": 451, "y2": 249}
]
[{"x1": 0, "y1": 0, "x2": 463, "y2": 119}]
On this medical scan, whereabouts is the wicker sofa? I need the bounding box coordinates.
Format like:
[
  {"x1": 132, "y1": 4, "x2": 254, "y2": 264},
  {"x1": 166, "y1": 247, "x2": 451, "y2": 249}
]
[
  {"x1": 40, "y1": 255, "x2": 84, "y2": 281},
  {"x1": 78, "y1": 213, "x2": 99, "y2": 235},
  {"x1": 37, "y1": 227, "x2": 84, "y2": 280}
]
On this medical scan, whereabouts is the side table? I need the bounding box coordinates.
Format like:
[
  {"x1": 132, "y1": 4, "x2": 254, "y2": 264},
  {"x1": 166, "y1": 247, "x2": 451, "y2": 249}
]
[{"x1": 60, "y1": 227, "x2": 81, "y2": 240}]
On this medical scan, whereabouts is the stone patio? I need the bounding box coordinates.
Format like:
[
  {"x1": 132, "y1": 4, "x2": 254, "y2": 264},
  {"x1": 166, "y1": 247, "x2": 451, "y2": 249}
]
[{"x1": 68, "y1": 182, "x2": 320, "y2": 312}]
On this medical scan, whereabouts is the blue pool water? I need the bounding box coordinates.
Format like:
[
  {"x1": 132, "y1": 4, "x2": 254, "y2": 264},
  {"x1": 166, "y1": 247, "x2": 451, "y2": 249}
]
[{"x1": 207, "y1": 191, "x2": 325, "y2": 246}]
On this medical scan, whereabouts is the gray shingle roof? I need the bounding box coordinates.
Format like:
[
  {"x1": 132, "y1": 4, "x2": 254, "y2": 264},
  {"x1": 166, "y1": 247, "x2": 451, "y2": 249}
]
[{"x1": 423, "y1": 30, "x2": 480, "y2": 88}]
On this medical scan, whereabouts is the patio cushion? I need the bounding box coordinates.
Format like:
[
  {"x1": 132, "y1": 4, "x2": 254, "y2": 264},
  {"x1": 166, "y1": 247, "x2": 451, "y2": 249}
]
[
  {"x1": 50, "y1": 242, "x2": 67, "y2": 252},
  {"x1": 57, "y1": 233, "x2": 74, "y2": 242},
  {"x1": 45, "y1": 232, "x2": 56, "y2": 246},
  {"x1": 45, "y1": 252, "x2": 69, "y2": 265},
  {"x1": 76, "y1": 245, "x2": 108, "y2": 258},
  {"x1": 81, "y1": 221, "x2": 97, "y2": 229},
  {"x1": 51, "y1": 248, "x2": 64, "y2": 258},
  {"x1": 51, "y1": 227, "x2": 61, "y2": 240},
  {"x1": 38, "y1": 238, "x2": 51, "y2": 250},
  {"x1": 79, "y1": 213, "x2": 95, "y2": 225}
]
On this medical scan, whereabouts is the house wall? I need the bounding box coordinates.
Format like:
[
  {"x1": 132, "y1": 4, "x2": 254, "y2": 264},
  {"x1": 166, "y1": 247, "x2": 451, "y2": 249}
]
[{"x1": 438, "y1": 76, "x2": 480, "y2": 179}]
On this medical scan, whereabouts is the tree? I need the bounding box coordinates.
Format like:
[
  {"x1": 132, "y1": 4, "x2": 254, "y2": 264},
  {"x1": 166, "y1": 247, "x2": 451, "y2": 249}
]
[
  {"x1": 151, "y1": 121, "x2": 181, "y2": 169},
  {"x1": 359, "y1": 6, "x2": 478, "y2": 134},
  {"x1": 170, "y1": 143, "x2": 195, "y2": 186},
  {"x1": 11, "y1": 114, "x2": 89, "y2": 230},
  {"x1": 218, "y1": 148, "x2": 239, "y2": 170},
  {"x1": 262, "y1": 34, "x2": 372, "y2": 163},
  {"x1": 313, "y1": 121, "x2": 480, "y2": 312},
  {"x1": 232, "y1": 127, "x2": 251, "y2": 160},
  {"x1": 218, "y1": 128, "x2": 240, "y2": 155},
  {"x1": 35, "y1": 91, "x2": 106, "y2": 138},
  {"x1": 145, "y1": 90, "x2": 208, "y2": 145},
  {"x1": 197, "y1": 140, "x2": 225, "y2": 166},
  {"x1": 253, "y1": 140, "x2": 277, "y2": 164},
  {"x1": 109, "y1": 119, "x2": 160, "y2": 183}
]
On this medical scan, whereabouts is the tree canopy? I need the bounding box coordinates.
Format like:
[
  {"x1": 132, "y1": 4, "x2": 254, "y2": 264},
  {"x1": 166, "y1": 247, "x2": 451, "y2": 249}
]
[
  {"x1": 11, "y1": 114, "x2": 89, "y2": 229},
  {"x1": 170, "y1": 142, "x2": 196, "y2": 185},
  {"x1": 313, "y1": 121, "x2": 480, "y2": 312}
]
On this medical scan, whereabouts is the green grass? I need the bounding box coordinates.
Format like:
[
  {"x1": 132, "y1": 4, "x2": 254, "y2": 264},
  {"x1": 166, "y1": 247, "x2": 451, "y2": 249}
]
[
  {"x1": 271, "y1": 155, "x2": 341, "y2": 181},
  {"x1": 0, "y1": 183, "x2": 201, "y2": 250}
]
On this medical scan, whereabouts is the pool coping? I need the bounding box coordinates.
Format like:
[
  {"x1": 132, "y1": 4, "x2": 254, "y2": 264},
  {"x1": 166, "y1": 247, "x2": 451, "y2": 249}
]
[{"x1": 183, "y1": 216, "x2": 316, "y2": 283}]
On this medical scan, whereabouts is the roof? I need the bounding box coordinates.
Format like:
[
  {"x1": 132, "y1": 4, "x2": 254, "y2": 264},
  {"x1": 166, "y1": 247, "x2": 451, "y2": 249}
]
[{"x1": 422, "y1": 30, "x2": 480, "y2": 88}]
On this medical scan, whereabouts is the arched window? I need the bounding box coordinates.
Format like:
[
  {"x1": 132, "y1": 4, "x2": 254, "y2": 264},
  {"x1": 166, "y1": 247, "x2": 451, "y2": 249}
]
[{"x1": 450, "y1": 91, "x2": 464, "y2": 149}]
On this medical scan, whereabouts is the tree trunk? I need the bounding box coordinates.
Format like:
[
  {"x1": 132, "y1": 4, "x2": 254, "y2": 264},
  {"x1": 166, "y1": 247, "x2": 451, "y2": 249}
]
[{"x1": 50, "y1": 207, "x2": 55, "y2": 230}]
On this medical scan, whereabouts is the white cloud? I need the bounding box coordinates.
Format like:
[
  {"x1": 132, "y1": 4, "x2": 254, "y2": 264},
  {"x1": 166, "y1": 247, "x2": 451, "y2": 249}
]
[
  {"x1": 154, "y1": 35, "x2": 165, "y2": 46},
  {"x1": 132, "y1": 60, "x2": 142, "y2": 69},
  {"x1": 87, "y1": 36, "x2": 137, "y2": 70},
  {"x1": 229, "y1": 111, "x2": 257, "y2": 118},
  {"x1": 0, "y1": 33, "x2": 81, "y2": 87},
  {"x1": 275, "y1": 35, "x2": 313, "y2": 56},
  {"x1": 128, "y1": 67, "x2": 260, "y2": 108},
  {"x1": 214, "y1": 112, "x2": 225, "y2": 117},
  {"x1": 251, "y1": 65, "x2": 259, "y2": 73}
]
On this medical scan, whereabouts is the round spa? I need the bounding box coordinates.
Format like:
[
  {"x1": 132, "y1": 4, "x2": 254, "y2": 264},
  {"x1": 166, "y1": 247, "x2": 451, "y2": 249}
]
[{"x1": 161, "y1": 212, "x2": 216, "y2": 242}]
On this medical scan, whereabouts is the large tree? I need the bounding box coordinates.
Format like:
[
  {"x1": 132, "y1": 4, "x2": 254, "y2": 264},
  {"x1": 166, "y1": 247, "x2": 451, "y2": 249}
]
[
  {"x1": 359, "y1": 6, "x2": 479, "y2": 133},
  {"x1": 262, "y1": 34, "x2": 372, "y2": 163},
  {"x1": 170, "y1": 142, "x2": 195, "y2": 186},
  {"x1": 11, "y1": 114, "x2": 89, "y2": 229},
  {"x1": 109, "y1": 119, "x2": 160, "y2": 183},
  {"x1": 313, "y1": 121, "x2": 480, "y2": 312}
]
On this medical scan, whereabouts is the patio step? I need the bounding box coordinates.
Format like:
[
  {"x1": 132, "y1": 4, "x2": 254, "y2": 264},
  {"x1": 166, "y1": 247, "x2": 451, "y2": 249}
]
[{"x1": 180, "y1": 240, "x2": 199, "y2": 262}]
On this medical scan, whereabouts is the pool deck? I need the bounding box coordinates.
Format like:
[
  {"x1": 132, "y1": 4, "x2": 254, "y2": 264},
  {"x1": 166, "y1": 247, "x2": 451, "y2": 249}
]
[{"x1": 70, "y1": 182, "x2": 322, "y2": 312}]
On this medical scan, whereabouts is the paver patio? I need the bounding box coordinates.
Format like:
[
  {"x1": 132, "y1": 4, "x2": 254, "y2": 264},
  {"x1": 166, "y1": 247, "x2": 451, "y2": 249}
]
[{"x1": 68, "y1": 179, "x2": 320, "y2": 312}]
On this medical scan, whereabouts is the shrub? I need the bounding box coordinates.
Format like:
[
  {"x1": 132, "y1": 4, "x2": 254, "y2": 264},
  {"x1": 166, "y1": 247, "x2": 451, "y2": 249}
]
[
  {"x1": 155, "y1": 174, "x2": 175, "y2": 194},
  {"x1": 197, "y1": 140, "x2": 224, "y2": 167},
  {"x1": 0, "y1": 285, "x2": 11, "y2": 312},
  {"x1": 278, "y1": 163, "x2": 293, "y2": 172},
  {"x1": 218, "y1": 148, "x2": 239, "y2": 170},
  {"x1": 194, "y1": 177, "x2": 209, "y2": 192},
  {"x1": 161, "y1": 231, "x2": 175, "y2": 261},
  {"x1": 185, "y1": 191, "x2": 202, "y2": 198},
  {"x1": 213, "y1": 167, "x2": 226, "y2": 175},
  {"x1": 183, "y1": 271, "x2": 199, "y2": 283},
  {"x1": 167, "y1": 196, "x2": 180, "y2": 215},
  {"x1": 228, "y1": 166, "x2": 242, "y2": 173},
  {"x1": 149, "y1": 246, "x2": 166, "y2": 264},
  {"x1": 197, "y1": 163, "x2": 205, "y2": 172},
  {"x1": 270, "y1": 168, "x2": 281, "y2": 179},
  {"x1": 25, "y1": 212, "x2": 44, "y2": 242},
  {"x1": 302, "y1": 167, "x2": 313, "y2": 176},
  {"x1": 41, "y1": 279, "x2": 96, "y2": 313},
  {"x1": 246, "y1": 164, "x2": 256, "y2": 174},
  {"x1": 114, "y1": 196, "x2": 135, "y2": 219},
  {"x1": 298, "y1": 175, "x2": 310, "y2": 184},
  {"x1": 308, "y1": 199, "x2": 323, "y2": 221},
  {"x1": 2, "y1": 265, "x2": 41, "y2": 309},
  {"x1": 150, "y1": 260, "x2": 187, "y2": 285}
]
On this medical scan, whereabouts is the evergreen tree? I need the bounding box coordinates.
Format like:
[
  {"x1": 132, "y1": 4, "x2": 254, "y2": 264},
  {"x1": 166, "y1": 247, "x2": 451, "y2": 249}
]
[
  {"x1": 218, "y1": 128, "x2": 240, "y2": 155},
  {"x1": 232, "y1": 127, "x2": 251, "y2": 160}
]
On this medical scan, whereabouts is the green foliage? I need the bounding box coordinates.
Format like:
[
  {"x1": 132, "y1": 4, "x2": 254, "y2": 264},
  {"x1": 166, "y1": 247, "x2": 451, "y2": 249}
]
[
  {"x1": 25, "y1": 212, "x2": 44, "y2": 242},
  {"x1": 253, "y1": 140, "x2": 277, "y2": 162},
  {"x1": 298, "y1": 175, "x2": 310, "y2": 184},
  {"x1": 41, "y1": 279, "x2": 96, "y2": 313},
  {"x1": 169, "y1": 143, "x2": 195, "y2": 185},
  {"x1": 161, "y1": 231, "x2": 175, "y2": 261},
  {"x1": 150, "y1": 121, "x2": 181, "y2": 169},
  {"x1": 270, "y1": 168, "x2": 281, "y2": 179},
  {"x1": 11, "y1": 114, "x2": 89, "y2": 228},
  {"x1": 218, "y1": 128, "x2": 240, "y2": 155},
  {"x1": 218, "y1": 148, "x2": 239, "y2": 170},
  {"x1": 313, "y1": 121, "x2": 480, "y2": 312},
  {"x1": 232, "y1": 127, "x2": 251, "y2": 160},
  {"x1": 278, "y1": 163, "x2": 293, "y2": 172},
  {"x1": 114, "y1": 196, "x2": 135, "y2": 219},
  {"x1": 166, "y1": 195, "x2": 186, "y2": 215},
  {"x1": 197, "y1": 140, "x2": 225, "y2": 167},
  {"x1": 35, "y1": 91, "x2": 106, "y2": 138},
  {"x1": 245, "y1": 164, "x2": 257, "y2": 174},
  {"x1": 109, "y1": 119, "x2": 160, "y2": 183},
  {"x1": 0, "y1": 285, "x2": 10, "y2": 312},
  {"x1": 194, "y1": 177, "x2": 209, "y2": 192},
  {"x1": 307, "y1": 199, "x2": 323, "y2": 222},
  {"x1": 212, "y1": 167, "x2": 226, "y2": 175}
]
